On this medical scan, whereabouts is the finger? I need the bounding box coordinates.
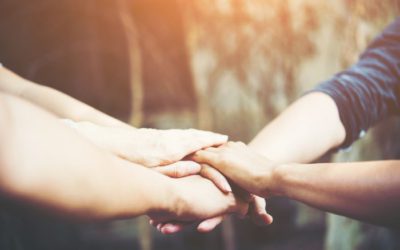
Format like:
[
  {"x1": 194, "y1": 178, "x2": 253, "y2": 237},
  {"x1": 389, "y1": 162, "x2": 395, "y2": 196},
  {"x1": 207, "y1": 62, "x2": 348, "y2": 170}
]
[
  {"x1": 197, "y1": 216, "x2": 224, "y2": 233},
  {"x1": 200, "y1": 164, "x2": 232, "y2": 193},
  {"x1": 185, "y1": 129, "x2": 228, "y2": 154},
  {"x1": 148, "y1": 216, "x2": 163, "y2": 227},
  {"x1": 189, "y1": 130, "x2": 228, "y2": 147},
  {"x1": 248, "y1": 196, "x2": 266, "y2": 225},
  {"x1": 158, "y1": 221, "x2": 194, "y2": 234},
  {"x1": 159, "y1": 223, "x2": 186, "y2": 234},
  {"x1": 181, "y1": 148, "x2": 220, "y2": 161},
  {"x1": 231, "y1": 195, "x2": 250, "y2": 218},
  {"x1": 231, "y1": 184, "x2": 253, "y2": 204},
  {"x1": 204, "y1": 147, "x2": 220, "y2": 152},
  {"x1": 191, "y1": 150, "x2": 220, "y2": 166},
  {"x1": 153, "y1": 161, "x2": 201, "y2": 178},
  {"x1": 218, "y1": 142, "x2": 230, "y2": 148},
  {"x1": 149, "y1": 219, "x2": 157, "y2": 227},
  {"x1": 249, "y1": 196, "x2": 273, "y2": 226}
]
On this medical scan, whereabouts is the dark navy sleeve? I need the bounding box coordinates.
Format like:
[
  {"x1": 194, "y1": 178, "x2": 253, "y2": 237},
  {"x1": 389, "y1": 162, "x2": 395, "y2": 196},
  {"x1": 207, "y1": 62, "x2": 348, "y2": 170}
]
[{"x1": 310, "y1": 18, "x2": 400, "y2": 149}]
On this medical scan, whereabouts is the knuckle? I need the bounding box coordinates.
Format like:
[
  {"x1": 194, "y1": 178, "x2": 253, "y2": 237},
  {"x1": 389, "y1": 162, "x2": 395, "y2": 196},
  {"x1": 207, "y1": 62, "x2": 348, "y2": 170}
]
[
  {"x1": 178, "y1": 165, "x2": 190, "y2": 177},
  {"x1": 145, "y1": 158, "x2": 161, "y2": 168},
  {"x1": 171, "y1": 167, "x2": 178, "y2": 178},
  {"x1": 219, "y1": 152, "x2": 231, "y2": 163},
  {"x1": 182, "y1": 165, "x2": 193, "y2": 176},
  {"x1": 256, "y1": 209, "x2": 266, "y2": 216},
  {"x1": 200, "y1": 166, "x2": 212, "y2": 178}
]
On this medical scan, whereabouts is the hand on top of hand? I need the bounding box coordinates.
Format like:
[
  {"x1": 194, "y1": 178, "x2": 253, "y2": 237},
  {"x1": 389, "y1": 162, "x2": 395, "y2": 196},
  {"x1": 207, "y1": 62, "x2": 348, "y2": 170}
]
[
  {"x1": 152, "y1": 193, "x2": 273, "y2": 235},
  {"x1": 64, "y1": 121, "x2": 228, "y2": 167},
  {"x1": 192, "y1": 141, "x2": 280, "y2": 198},
  {"x1": 147, "y1": 175, "x2": 250, "y2": 231},
  {"x1": 150, "y1": 141, "x2": 276, "y2": 234},
  {"x1": 62, "y1": 120, "x2": 273, "y2": 233}
]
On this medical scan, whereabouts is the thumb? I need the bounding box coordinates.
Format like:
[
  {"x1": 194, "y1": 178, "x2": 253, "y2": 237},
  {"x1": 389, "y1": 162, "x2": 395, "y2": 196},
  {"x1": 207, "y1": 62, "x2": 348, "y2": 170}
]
[{"x1": 153, "y1": 161, "x2": 202, "y2": 178}]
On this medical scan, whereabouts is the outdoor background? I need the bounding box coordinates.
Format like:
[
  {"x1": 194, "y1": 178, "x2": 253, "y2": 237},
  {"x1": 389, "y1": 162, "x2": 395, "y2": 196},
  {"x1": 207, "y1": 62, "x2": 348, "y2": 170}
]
[{"x1": 0, "y1": 0, "x2": 400, "y2": 249}]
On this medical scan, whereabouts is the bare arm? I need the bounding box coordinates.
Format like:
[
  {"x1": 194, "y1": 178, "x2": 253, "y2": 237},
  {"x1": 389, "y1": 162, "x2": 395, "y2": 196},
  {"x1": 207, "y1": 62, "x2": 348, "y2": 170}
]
[
  {"x1": 176, "y1": 91, "x2": 343, "y2": 231},
  {"x1": 0, "y1": 93, "x2": 246, "y2": 221},
  {"x1": 251, "y1": 18, "x2": 400, "y2": 163},
  {"x1": 249, "y1": 92, "x2": 346, "y2": 163},
  {"x1": 194, "y1": 143, "x2": 400, "y2": 227},
  {"x1": 0, "y1": 66, "x2": 229, "y2": 169},
  {"x1": 192, "y1": 19, "x2": 400, "y2": 228},
  {"x1": 191, "y1": 89, "x2": 398, "y2": 227},
  {"x1": 0, "y1": 66, "x2": 129, "y2": 128},
  {"x1": 275, "y1": 160, "x2": 400, "y2": 227},
  {"x1": 0, "y1": 92, "x2": 167, "y2": 219}
]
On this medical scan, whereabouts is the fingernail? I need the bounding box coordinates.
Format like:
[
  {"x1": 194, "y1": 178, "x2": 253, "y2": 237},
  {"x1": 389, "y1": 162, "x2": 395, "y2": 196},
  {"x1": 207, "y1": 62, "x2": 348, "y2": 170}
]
[
  {"x1": 223, "y1": 183, "x2": 232, "y2": 193},
  {"x1": 162, "y1": 225, "x2": 178, "y2": 234},
  {"x1": 262, "y1": 214, "x2": 273, "y2": 224},
  {"x1": 197, "y1": 223, "x2": 209, "y2": 233},
  {"x1": 199, "y1": 222, "x2": 207, "y2": 228},
  {"x1": 161, "y1": 227, "x2": 168, "y2": 234}
]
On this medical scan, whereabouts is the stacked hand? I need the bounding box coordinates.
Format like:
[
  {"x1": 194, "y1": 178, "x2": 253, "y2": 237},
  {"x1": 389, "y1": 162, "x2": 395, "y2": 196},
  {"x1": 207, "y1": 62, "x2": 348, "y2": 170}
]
[
  {"x1": 62, "y1": 120, "x2": 273, "y2": 233},
  {"x1": 64, "y1": 121, "x2": 227, "y2": 167},
  {"x1": 147, "y1": 175, "x2": 252, "y2": 234},
  {"x1": 151, "y1": 183, "x2": 273, "y2": 234},
  {"x1": 155, "y1": 142, "x2": 276, "y2": 233},
  {"x1": 193, "y1": 141, "x2": 281, "y2": 198}
]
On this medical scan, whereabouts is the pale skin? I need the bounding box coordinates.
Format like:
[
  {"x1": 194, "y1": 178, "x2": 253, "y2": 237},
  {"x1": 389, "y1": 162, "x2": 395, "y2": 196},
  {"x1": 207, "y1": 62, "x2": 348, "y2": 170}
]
[
  {"x1": 0, "y1": 93, "x2": 249, "y2": 222},
  {"x1": 193, "y1": 92, "x2": 400, "y2": 228},
  {"x1": 0, "y1": 66, "x2": 270, "y2": 231},
  {"x1": 0, "y1": 66, "x2": 228, "y2": 168},
  {"x1": 153, "y1": 91, "x2": 341, "y2": 232},
  {"x1": 67, "y1": 121, "x2": 228, "y2": 168}
]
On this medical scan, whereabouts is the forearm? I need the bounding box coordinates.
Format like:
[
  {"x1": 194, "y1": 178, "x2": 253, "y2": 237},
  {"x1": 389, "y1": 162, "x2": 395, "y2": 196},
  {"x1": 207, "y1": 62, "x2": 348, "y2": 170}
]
[
  {"x1": 249, "y1": 92, "x2": 346, "y2": 163},
  {"x1": 0, "y1": 93, "x2": 173, "y2": 220},
  {"x1": 0, "y1": 66, "x2": 130, "y2": 128},
  {"x1": 273, "y1": 161, "x2": 400, "y2": 227},
  {"x1": 252, "y1": 18, "x2": 400, "y2": 163}
]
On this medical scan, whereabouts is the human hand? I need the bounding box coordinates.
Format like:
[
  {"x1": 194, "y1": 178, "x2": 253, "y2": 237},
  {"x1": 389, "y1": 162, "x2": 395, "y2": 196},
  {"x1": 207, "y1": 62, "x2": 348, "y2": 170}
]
[
  {"x1": 147, "y1": 175, "x2": 249, "y2": 229},
  {"x1": 196, "y1": 195, "x2": 273, "y2": 231},
  {"x1": 151, "y1": 162, "x2": 232, "y2": 233},
  {"x1": 153, "y1": 162, "x2": 232, "y2": 193},
  {"x1": 150, "y1": 162, "x2": 272, "y2": 234},
  {"x1": 153, "y1": 195, "x2": 273, "y2": 234},
  {"x1": 248, "y1": 196, "x2": 274, "y2": 226},
  {"x1": 62, "y1": 120, "x2": 228, "y2": 167},
  {"x1": 62, "y1": 120, "x2": 239, "y2": 232},
  {"x1": 192, "y1": 141, "x2": 280, "y2": 198}
]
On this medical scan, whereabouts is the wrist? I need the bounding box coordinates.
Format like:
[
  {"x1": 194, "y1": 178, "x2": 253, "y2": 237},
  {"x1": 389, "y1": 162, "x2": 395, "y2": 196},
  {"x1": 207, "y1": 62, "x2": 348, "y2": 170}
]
[
  {"x1": 146, "y1": 177, "x2": 181, "y2": 220},
  {"x1": 250, "y1": 159, "x2": 284, "y2": 198},
  {"x1": 269, "y1": 163, "x2": 298, "y2": 197},
  {"x1": 99, "y1": 158, "x2": 178, "y2": 220}
]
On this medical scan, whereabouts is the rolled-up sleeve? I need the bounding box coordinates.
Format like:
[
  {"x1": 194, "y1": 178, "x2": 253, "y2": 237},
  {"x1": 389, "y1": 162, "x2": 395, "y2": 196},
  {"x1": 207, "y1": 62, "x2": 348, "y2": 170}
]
[{"x1": 311, "y1": 18, "x2": 400, "y2": 149}]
